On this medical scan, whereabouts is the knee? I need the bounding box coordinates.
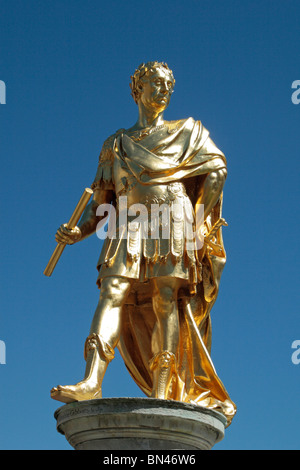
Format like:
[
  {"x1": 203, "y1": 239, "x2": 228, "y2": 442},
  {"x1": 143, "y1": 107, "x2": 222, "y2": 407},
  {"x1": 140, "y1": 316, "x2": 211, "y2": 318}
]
[
  {"x1": 99, "y1": 278, "x2": 129, "y2": 307},
  {"x1": 153, "y1": 286, "x2": 176, "y2": 315}
]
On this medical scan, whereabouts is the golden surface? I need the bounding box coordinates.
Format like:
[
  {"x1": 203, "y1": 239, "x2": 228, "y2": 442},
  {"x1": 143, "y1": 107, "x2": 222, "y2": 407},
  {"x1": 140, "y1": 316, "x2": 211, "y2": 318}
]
[
  {"x1": 48, "y1": 62, "x2": 236, "y2": 426},
  {"x1": 44, "y1": 188, "x2": 93, "y2": 276}
]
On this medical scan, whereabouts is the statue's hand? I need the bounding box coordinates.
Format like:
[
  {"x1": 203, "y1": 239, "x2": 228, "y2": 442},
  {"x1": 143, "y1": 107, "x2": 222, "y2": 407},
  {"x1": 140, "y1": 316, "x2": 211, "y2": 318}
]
[{"x1": 55, "y1": 224, "x2": 82, "y2": 245}]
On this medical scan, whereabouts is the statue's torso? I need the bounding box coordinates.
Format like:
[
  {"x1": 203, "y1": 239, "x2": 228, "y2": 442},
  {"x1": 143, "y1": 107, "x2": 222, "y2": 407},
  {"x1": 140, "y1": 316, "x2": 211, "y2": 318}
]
[
  {"x1": 114, "y1": 155, "x2": 188, "y2": 207},
  {"x1": 94, "y1": 118, "x2": 225, "y2": 291},
  {"x1": 97, "y1": 136, "x2": 197, "y2": 288}
]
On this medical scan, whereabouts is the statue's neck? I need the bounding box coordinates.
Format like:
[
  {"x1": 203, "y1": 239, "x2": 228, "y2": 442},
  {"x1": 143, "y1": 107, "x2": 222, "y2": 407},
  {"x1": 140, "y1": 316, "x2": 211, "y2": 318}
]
[{"x1": 134, "y1": 102, "x2": 165, "y2": 130}]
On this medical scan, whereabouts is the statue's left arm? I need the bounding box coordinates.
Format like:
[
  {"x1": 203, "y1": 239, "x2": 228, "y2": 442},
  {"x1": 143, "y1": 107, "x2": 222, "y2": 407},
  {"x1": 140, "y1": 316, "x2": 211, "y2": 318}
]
[{"x1": 195, "y1": 168, "x2": 227, "y2": 222}]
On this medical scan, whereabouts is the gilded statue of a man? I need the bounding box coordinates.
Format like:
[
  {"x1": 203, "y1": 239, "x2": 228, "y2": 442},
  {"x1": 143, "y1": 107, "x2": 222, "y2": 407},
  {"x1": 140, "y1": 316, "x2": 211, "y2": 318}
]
[{"x1": 50, "y1": 61, "x2": 236, "y2": 426}]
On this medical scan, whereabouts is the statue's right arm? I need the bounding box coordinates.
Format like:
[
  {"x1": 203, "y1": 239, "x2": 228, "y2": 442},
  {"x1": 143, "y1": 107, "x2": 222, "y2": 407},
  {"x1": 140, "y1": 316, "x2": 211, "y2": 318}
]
[
  {"x1": 55, "y1": 188, "x2": 114, "y2": 245},
  {"x1": 55, "y1": 134, "x2": 116, "y2": 245}
]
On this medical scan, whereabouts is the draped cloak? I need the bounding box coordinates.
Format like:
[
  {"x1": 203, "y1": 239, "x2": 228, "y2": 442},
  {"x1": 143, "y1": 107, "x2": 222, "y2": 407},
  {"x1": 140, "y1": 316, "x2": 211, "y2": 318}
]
[{"x1": 91, "y1": 117, "x2": 236, "y2": 426}]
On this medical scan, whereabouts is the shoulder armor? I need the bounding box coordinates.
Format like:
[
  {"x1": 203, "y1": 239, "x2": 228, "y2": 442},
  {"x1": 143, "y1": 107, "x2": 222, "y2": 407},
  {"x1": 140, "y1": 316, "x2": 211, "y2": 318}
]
[{"x1": 99, "y1": 129, "x2": 126, "y2": 163}]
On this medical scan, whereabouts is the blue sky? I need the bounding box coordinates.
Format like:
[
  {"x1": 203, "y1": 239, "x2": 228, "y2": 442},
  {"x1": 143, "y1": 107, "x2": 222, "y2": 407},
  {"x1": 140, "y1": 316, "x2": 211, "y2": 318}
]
[{"x1": 0, "y1": 0, "x2": 299, "y2": 450}]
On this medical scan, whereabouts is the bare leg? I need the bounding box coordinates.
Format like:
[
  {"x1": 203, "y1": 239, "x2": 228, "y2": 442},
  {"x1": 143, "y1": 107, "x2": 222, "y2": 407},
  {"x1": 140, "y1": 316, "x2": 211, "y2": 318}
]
[
  {"x1": 51, "y1": 276, "x2": 132, "y2": 403},
  {"x1": 150, "y1": 278, "x2": 180, "y2": 399},
  {"x1": 89, "y1": 276, "x2": 133, "y2": 348},
  {"x1": 152, "y1": 278, "x2": 180, "y2": 353}
]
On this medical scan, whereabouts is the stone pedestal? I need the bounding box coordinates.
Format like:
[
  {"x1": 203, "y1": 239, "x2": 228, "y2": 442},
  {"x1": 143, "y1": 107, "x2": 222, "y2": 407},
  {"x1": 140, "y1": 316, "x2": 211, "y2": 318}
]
[{"x1": 54, "y1": 397, "x2": 226, "y2": 450}]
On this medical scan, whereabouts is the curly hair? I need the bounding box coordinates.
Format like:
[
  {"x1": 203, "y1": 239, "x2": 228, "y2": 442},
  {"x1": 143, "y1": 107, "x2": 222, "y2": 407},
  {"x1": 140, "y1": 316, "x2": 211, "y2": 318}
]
[{"x1": 130, "y1": 61, "x2": 175, "y2": 104}]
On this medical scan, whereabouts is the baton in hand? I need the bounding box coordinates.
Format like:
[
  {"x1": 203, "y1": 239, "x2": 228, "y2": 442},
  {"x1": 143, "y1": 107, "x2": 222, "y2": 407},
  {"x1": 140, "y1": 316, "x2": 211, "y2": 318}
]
[{"x1": 44, "y1": 188, "x2": 93, "y2": 277}]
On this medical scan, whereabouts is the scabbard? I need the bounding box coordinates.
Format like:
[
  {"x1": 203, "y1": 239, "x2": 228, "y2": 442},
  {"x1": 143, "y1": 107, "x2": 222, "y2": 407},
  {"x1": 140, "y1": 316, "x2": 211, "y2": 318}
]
[{"x1": 44, "y1": 188, "x2": 93, "y2": 277}]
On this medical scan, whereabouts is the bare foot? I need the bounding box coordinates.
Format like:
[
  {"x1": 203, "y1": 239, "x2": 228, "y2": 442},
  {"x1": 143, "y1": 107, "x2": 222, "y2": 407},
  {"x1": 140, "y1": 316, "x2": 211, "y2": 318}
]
[{"x1": 50, "y1": 379, "x2": 102, "y2": 403}]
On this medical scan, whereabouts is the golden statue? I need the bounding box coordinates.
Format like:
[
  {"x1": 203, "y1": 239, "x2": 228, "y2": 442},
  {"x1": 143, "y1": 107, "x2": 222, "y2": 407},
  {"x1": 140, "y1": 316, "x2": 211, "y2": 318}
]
[{"x1": 48, "y1": 61, "x2": 236, "y2": 426}]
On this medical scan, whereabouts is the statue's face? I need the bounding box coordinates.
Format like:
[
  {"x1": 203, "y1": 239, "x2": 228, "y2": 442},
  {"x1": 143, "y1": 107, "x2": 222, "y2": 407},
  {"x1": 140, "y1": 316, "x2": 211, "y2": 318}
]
[{"x1": 139, "y1": 68, "x2": 174, "y2": 112}]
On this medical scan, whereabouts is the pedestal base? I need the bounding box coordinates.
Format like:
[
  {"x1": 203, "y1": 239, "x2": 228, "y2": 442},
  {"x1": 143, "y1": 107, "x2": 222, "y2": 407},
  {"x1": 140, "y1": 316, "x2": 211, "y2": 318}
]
[{"x1": 54, "y1": 397, "x2": 226, "y2": 450}]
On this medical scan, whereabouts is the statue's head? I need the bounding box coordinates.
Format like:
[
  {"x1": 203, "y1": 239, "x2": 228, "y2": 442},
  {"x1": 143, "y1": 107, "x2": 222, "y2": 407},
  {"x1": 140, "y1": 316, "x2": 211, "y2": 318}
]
[{"x1": 130, "y1": 61, "x2": 175, "y2": 110}]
